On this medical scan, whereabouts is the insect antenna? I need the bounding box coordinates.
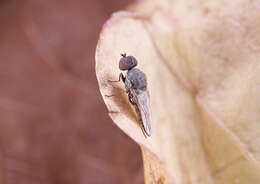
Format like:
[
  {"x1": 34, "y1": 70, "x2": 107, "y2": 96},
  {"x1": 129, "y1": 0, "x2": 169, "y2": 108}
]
[{"x1": 121, "y1": 52, "x2": 126, "y2": 57}]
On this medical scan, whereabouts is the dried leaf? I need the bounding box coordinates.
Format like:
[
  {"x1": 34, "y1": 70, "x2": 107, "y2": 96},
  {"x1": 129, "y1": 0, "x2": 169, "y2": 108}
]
[{"x1": 96, "y1": 0, "x2": 260, "y2": 183}]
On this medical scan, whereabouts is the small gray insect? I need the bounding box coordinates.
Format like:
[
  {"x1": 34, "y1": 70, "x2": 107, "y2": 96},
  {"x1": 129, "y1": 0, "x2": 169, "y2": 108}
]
[{"x1": 109, "y1": 53, "x2": 152, "y2": 137}]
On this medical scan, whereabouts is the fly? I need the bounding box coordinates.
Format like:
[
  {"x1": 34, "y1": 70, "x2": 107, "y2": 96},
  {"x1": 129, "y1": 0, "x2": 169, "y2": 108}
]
[{"x1": 108, "y1": 53, "x2": 152, "y2": 137}]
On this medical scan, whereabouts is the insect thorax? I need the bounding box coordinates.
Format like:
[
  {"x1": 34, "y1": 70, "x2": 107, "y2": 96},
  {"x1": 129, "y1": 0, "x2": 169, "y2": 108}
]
[{"x1": 125, "y1": 68, "x2": 147, "y2": 92}]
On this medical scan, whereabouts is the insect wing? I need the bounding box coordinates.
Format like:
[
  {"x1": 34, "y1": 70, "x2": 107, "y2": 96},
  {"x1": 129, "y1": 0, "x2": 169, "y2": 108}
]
[{"x1": 131, "y1": 89, "x2": 152, "y2": 137}]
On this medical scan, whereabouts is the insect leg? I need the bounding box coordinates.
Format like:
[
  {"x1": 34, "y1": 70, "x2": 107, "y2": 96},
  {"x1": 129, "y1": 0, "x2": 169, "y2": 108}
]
[
  {"x1": 108, "y1": 73, "x2": 125, "y2": 83},
  {"x1": 105, "y1": 86, "x2": 127, "y2": 98},
  {"x1": 105, "y1": 94, "x2": 116, "y2": 97},
  {"x1": 106, "y1": 73, "x2": 126, "y2": 97},
  {"x1": 127, "y1": 91, "x2": 136, "y2": 105},
  {"x1": 105, "y1": 89, "x2": 126, "y2": 98}
]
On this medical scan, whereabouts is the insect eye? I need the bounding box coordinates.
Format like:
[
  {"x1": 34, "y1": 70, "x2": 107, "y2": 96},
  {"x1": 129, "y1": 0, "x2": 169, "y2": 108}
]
[
  {"x1": 126, "y1": 57, "x2": 133, "y2": 65},
  {"x1": 119, "y1": 55, "x2": 138, "y2": 70},
  {"x1": 127, "y1": 56, "x2": 137, "y2": 67}
]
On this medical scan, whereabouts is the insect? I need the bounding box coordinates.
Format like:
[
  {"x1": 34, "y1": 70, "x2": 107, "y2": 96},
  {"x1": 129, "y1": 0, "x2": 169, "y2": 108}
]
[{"x1": 108, "y1": 53, "x2": 152, "y2": 137}]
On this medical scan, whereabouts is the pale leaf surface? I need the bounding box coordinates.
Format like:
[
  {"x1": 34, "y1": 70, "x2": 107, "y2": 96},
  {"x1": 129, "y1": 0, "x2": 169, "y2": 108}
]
[{"x1": 96, "y1": 0, "x2": 260, "y2": 183}]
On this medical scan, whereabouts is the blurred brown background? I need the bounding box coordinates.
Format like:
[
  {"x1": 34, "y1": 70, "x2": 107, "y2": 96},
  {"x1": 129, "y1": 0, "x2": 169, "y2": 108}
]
[{"x1": 0, "y1": 0, "x2": 143, "y2": 184}]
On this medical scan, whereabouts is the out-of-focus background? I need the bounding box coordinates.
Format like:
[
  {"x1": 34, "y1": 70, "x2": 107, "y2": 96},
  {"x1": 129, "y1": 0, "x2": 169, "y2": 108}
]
[{"x1": 0, "y1": 0, "x2": 143, "y2": 184}]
